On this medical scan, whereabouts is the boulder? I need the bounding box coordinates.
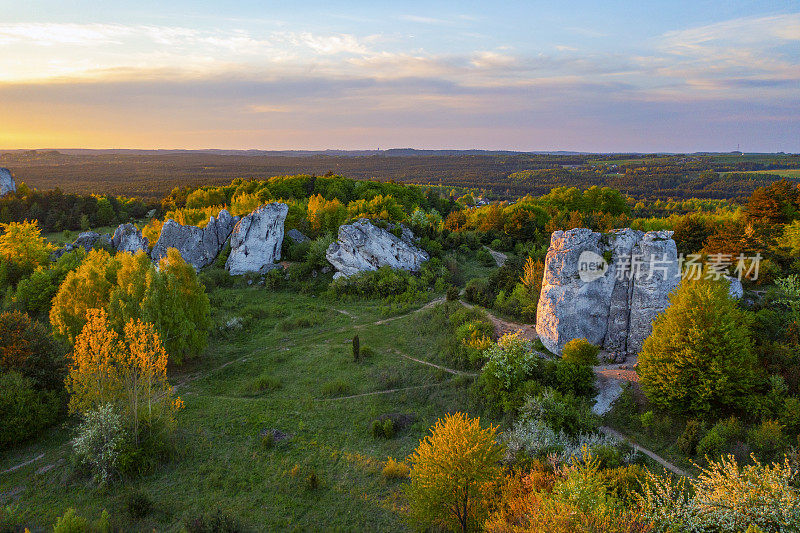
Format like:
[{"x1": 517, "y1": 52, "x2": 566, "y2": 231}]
[
  {"x1": 286, "y1": 228, "x2": 309, "y2": 244},
  {"x1": 226, "y1": 203, "x2": 289, "y2": 275},
  {"x1": 326, "y1": 219, "x2": 429, "y2": 279},
  {"x1": 151, "y1": 209, "x2": 237, "y2": 269},
  {"x1": 51, "y1": 231, "x2": 107, "y2": 260},
  {"x1": 536, "y1": 228, "x2": 681, "y2": 355},
  {"x1": 0, "y1": 168, "x2": 15, "y2": 196},
  {"x1": 112, "y1": 223, "x2": 148, "y2": 254}
]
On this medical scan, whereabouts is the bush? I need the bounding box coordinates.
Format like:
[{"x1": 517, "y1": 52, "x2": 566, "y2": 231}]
[
  {"x1": 639, "y1": 276, "x2": 757, "y2": 415},
  {"x1": 72, "y1": 404, "x2": 127, "y2": 485},
  {"x1": 697, "y1": 429, "x2": 725, "y2": 460},
  {"x1": 446, "y1": 284, "x2": 460, "y2": 301},
  {"x1": 382, "y1": 457, "x2": 410, "y2": 479},
  {"x1": 184, "y1": 509, "x2": 243, "y2": 533},
  {"x1": 464, "y1": 277, "x2": 493, "y2": 307},
  {"x1": 552, "y1": 360, "x2": 595, "y2": 398},
  {"x1": 561, "y1": 339, "x2": 599, "y2": 366},
  {"x1": 0, "y1": 310, "x2": 67, "y2": 391},
  {"x1": 125, "y1": 489, "x2": 153, "y2": 519},
  {"x1": 520, "y1": 388, "x2": 600, "y2": 437},
  {"x1": 747, "y1": 420, "x2": 788, "y2": 462},
  {"x1": 677, "y1": 419, "x2": 704, "y2": 456},
  {"x1": 476, "y1": 248, "x2": 496, "y2": 267},
  {"x1": 53, "y1": 508, "x2": 110, "y2": 533},
  {"x1": 477, "y1": 332, "x2": 543, "y2": 412},
  {"x1": 0, "y1": 371, "x2": 62, "y2": 446}
]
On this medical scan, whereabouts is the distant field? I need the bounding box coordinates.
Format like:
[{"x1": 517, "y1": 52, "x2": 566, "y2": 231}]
[{"x1": 722, "y1": 168, "x2": 800, "y2": 179}]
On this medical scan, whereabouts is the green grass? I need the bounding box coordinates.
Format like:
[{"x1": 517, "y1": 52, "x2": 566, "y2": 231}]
[{"x1": 0, "y1": 288, "x2": 486, "y2": 531}]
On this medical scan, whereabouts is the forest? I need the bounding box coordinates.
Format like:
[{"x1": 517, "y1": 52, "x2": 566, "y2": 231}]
[{"x1": 2, "y1": 168, "x2": 800, "y2": 531}]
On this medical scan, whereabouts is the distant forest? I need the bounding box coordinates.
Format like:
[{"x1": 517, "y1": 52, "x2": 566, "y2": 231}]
[{"x1": 1, "y1": 150, "x2": 798, "y2": 201}]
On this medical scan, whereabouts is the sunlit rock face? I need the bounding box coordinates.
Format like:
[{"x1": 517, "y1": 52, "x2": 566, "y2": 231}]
[
  {"x1": 326, "y1": 219, "x2": 429, "y2": 279},
  {"x1": 151, "y1": 209, "x2": 237, "y2": 269},
  {"x1": 51, "y1": 231, "x2": 111, "y2": 260},
  {"x1": 0, "y1": 168, "x2": 15, "y2": 196},
  {"x1": 112, "y1": 223, "x2": 148, "y2": 254},
  {"x1": 225, "y1": 203, "x2": 289, "y2": 275},
  {"x1": 536, "y1": 228, "x2": 680, "y2": 355}
]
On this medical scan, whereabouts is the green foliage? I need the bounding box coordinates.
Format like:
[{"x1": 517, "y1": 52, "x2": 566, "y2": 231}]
[
  {"x1": 464, "y1": 277, "x2": 493, "y2": 307},
  {"x1": 677, "y1": 419, "x2": 704, "y2": 456},
  {"x1": 124, "y1": 489, "x2": 153, "y2": 519},
  {"x1": 520, "y1": 388, "x2": 600, "y2": 437},
  {"x1": 321, "y1": 379, "x2": 351, "y2": 398},
  {"x1": 183, "y1": 509, "x2": 243, "y2": 533},
  {"x1": 71, "y1": 403, "x2": 127, "y2": 485},
  {"x1": 747, "y1": 420, "x2": 788, "y2": 462},
  {"x1": 0, "y1": 371, "x2": 62, "y2": 446},
  {"x1": 50, "y1": 249, "x2": 210, "y2": 363},
  {"x1": 561, "y1": 339, "x2": 599, "y2": 366},
  {"x1": 53, "y1": 508, "x2": 111, "y2": 533},
  {"x1": 638, "y1": 276, "x2": 757, "y2": 415}
]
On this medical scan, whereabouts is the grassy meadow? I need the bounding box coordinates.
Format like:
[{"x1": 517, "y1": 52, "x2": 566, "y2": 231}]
[{"x1": 0, "y1": 287, "x2": 486, "y2": 531}]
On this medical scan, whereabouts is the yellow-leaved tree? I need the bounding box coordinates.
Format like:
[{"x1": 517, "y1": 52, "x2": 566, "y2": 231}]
[
  {"x1": 407, "y1": 412, "x2": 503, "y2": 533},
  {"x1": 0, "y1": 220, "x2": 53, "y2": 287},
  {"x1": 66, "y1": 308, "x2": 182, "y2": 443},
  {"x1": 50, "y1": 248, "x2": 210, "y2": 364}
]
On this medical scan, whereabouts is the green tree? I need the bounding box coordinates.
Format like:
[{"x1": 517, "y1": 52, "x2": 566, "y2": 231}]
[{"x1": 638, "y1": 276, "x2": 757, "y2": 415}]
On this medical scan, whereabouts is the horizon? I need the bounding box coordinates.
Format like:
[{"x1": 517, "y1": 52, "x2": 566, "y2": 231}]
[{"x1": 1, "y1": 1, "x2": 798, "y2": 152}]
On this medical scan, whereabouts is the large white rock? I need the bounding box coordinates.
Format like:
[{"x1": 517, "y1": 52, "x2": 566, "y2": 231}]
[
  {"x1": 326, "y1": 219, "x2": 429, "y2": 278},
  {"x1": 226, "y1": 203, "x2": 289, "y2": 275},
  {"x1": 0, "y1": 168, "x2": 16, "y2": 196},
  {"x1": 536, "y1": 228, "x2": 681, "y2": 355},
  {"x1": 151, "y1": 209, "x2": 237, "y2": 269},
  {"x1": 112, "y1": 223, "x2": 148, "y2": 254},
  {"x1": 51, "y1": 231, "x2": 109, "y2": 260}
]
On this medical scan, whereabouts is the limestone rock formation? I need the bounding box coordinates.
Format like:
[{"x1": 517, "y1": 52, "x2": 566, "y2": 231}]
[
  {"x1": 326, "y1": 219, "x2": 429, "y2": 279},
  {"x1": 151, "y1": 209, "x2": 237, "y2": 269},
  {"x1": 51, "y1": 231, "x2": 109, "y2": 260},
  {"x1": 226, "y1": 203, "x2": 289, "y2": 275},
  {"x1": 0, "y1": 168, "x2": 15, "y2": 196},
  {"x1": 725, "y1": 275, "x2": 744, "y2": 299},
  {"x1": 536, "y1": 228, "x2": 681, "y2": 355},
  {"x1": 112, "y1": 223, "x2": 148, "y2": 254},
  {"x1": 286, "y1": 229, "x2": 309, "y2": 244}
]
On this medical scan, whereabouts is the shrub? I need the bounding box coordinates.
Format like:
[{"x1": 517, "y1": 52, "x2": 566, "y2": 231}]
[
  {"x1": 677, "y1": 419, "x2": 704, "y2": 456},
  {"x1": 477, "y1": 332, "x2": 543, "y2": 412},
  {"x1": 464, "y1": 278, "x2": 493, "y2": 307},
  {"x1": 747, "y1": 420, "x2": 788, "y2": 462},
  {"x1": 446, "y1": 284, "x2": 460, "y2": 301},
  {"x1": 520, "y1": 388, "x2": 600, "y2": 437},
  {"x1": 476, "y1": 248, "x2": 496, "y2": 267},
  {"x1": 0, "y1": 310, "x2": 67, "y2": 391},
  {"x1": 52, "y1": 508, "x2": 110, "y2": 533},
  {"x1": 408, "y1": 413, "x2": 503, "y2": 533},
  {"x1": 639, "y1": 276, "x2": 757, "y2": 415},
  {"x1": 0, "y1": 221, "x2": 51, "y2": 288},
  {"x1": 0, "y1": 371, "x2": 62, "y2": 446},
  {"x1": 697, "y1": 429, "x2": 725, "y2": 460},
  {"x1": 561, "y1": 339, "x2": 599, "y2": 366},
  {"x1": 321, "y1": 380, "x2": 351, "y2": 398},
  {"x1": 382, "y1": 457, "x2": 410, "y2": 479},
  {"x1": 72, "y1": 403, "x2": 127, "y2": 485},
  {"x1": 552, "y1": 360, "x2": 595, "y2": 398},
  {"x1": 125, "y1": 489, "x2": 153, "y2": 519},
  {"x1": 184, "y1": 509, "x2": 243, "y2": 533}
]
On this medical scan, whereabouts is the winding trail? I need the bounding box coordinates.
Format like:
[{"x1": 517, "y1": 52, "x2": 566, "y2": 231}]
[{"x1": 600, "y1": 426, "x2": 690, "y2": 478}]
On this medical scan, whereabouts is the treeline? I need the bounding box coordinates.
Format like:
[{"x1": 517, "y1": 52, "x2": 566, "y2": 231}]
[
  {"x1": 3, "y1": 150, "x2": 797, "y2": 201},
  {"x1": 0, "y1": 185, "x2": 154, "y2": 233}
]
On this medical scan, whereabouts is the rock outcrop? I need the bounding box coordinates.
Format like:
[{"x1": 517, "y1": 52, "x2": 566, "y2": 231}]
[
  {"x1": 536, "y1": 228, "x2": 681, "y2": 355},
  {"x1": 326, "y1": 219, "x2": 429, "y2": 279},
  {"x1": 111, "y1": 223, "x2": 148, "y2": 254},
  {"x1": 725, "y1": 275, "x2": 744, "y2": 299},
  {"x1": 151, "y1": 209, "x2": 237, "y2": 269},
  {"x1": 51, "y1": 231, "x2": 111, "y2": 260},
  {"x1": 286, "y1": 229, "x2": 309, "y2": 244},
  {"x1": 226, "y1": 203, "x2": 289, "y2": 275},
  {"x1": 0, "y1": 168, "x2": 15, "y2": 196}
]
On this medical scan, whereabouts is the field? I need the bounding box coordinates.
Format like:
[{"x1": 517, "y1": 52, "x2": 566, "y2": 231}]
[
  {"x1": 722, "y1": 168, "x2": 800, "y2": 179},
  {"x1": 0, "y1": 287, "x2": 488, "y2": 530}
]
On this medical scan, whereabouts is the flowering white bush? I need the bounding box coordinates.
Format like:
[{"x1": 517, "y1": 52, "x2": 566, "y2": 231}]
[
  {"x1": 505, "y1": 418, "x2": 621, "y2": 465},
  {"x1": 637, "y1": 454, "x2": 800, "y2": 532},
  {"x1": 72, "y1": 403, "x2": 126, "y2": 485},
  {"x1": 483, "y1": 332, "x2": 540, "y2": 391}
]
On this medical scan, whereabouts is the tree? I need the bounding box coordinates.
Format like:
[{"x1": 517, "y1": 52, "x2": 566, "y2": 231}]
[
  {"x1": 51, "y1": 249, "x2": 209, "y2": 363},
  {"x1": 66, "y1": 308, "x2": 182, "y2": 443},
  {"x1": 0, "y1": 220, "x2": 52, "y2": 288},
  {"x1": 638, "y1": 276, "x2": 757, "y2": 415},
  {"x1": 408, "y1": 413, "x2": 503, "y2": 532}
]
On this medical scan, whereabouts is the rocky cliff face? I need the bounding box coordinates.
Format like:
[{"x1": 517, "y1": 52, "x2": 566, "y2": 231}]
[
  {"x1": 226, "y1": 203, "x2": 289, "y2": 275},
  {"x1": 536, "y1": 228, "x2": 681, "y2": 355},
  {"x1": 0, "y1": 168, "x2": 16, "y2": 196},
  {"x1": 112, "y1": 223, "x2": 148, "y2": 254},
  {"x1": 326, "y1": 219, "x2": 429, "y2": 278},
  {"x1": 151, "y1": 209, "x2": 237, "y2": 269}
]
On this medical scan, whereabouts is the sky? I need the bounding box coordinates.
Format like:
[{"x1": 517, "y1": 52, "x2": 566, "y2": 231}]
[{"x1": 0, "y1": 0, "x2": 798, "y2": 152}]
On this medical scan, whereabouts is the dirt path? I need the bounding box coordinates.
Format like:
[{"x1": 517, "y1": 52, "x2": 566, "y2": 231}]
[
  {"x1": 1, "y1": 453, "x2": 45, "y2": 476},
  {"x1": 318, "y1": 382, "x2": 446, "y2": 401},
  {"x1": 600, "y1": 426, "x2": 690, "y2": 478},
  {"x1": 392, "y1": 349, "x2": 477, "y2": 377},
  {"x1": 372, "y1": 297, "x2": 445, "y2": 325},
  {"x1": 458, "y1": 300, "x2": 537, "y2": 341}
]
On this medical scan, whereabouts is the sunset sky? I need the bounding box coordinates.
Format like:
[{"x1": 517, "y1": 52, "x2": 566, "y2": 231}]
[{"x1": 1, "y1": 1, "x2": 798, "y2": 152}]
